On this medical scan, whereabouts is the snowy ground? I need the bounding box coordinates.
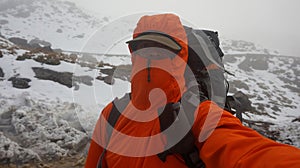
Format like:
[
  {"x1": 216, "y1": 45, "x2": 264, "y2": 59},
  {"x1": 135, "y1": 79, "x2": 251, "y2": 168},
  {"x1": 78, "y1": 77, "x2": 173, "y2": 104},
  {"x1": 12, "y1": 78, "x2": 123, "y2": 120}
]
[
  {"x1": 0, "y1": 35, "x2": 299, "y2": 166},
  {"x1": 0, "y1": 37, "x2": 131, "y2": 164},
  {"x1": 0, "y1": 1, "x2": 299, "y2": 165},
  {"x1": 224, "y1": 54, "x2": 300, "y2": 147}
]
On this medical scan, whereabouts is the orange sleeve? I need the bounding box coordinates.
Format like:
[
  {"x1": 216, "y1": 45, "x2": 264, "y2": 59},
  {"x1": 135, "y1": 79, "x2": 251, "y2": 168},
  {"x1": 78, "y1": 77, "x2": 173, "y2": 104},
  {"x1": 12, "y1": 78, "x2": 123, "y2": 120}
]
[
  {"x1": 85, "y1": 103, "x2": 114, "y2": 168},
  {"x1": 85, "y1": 139, "x2": 104, "y2": 168},
  {"x1": 193, "y1": 100, "x2": 300, "y2": 168}
]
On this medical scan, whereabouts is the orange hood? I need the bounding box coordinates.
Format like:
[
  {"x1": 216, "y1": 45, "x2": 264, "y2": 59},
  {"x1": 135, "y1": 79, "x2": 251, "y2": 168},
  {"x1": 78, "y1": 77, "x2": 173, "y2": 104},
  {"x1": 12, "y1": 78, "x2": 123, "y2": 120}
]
[{"x1": 129, "y1": 14, "x2": 188, "y2": 111}]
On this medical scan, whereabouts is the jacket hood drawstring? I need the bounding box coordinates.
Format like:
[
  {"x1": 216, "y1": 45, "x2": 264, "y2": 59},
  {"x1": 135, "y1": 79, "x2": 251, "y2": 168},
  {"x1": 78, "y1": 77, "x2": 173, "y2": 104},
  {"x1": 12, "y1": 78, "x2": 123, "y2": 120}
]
[{"x1": 147, "y1": 59, "x2": 151, "y2": 83}]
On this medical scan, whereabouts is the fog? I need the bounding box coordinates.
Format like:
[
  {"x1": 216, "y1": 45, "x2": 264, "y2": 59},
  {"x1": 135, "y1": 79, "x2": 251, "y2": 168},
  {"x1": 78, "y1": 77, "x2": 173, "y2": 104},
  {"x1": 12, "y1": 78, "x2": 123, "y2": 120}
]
[{"x1": 70, "y1": 0, "x2": 300, "y2": 57}]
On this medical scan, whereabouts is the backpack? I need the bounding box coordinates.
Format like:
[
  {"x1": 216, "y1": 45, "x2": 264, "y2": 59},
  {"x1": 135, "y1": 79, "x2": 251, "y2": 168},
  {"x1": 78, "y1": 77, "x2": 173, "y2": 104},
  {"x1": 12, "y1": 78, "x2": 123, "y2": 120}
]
[{"x1": 97, "y1": 26, "x2": 251, "y2": 168}]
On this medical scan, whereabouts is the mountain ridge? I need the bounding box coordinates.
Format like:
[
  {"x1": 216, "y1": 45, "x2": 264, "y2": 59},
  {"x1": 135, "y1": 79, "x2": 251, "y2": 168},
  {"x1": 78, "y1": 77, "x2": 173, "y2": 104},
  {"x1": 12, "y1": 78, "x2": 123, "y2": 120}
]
[{"x1": 0, "y1": 0, "x2": 281, "y2": 56}]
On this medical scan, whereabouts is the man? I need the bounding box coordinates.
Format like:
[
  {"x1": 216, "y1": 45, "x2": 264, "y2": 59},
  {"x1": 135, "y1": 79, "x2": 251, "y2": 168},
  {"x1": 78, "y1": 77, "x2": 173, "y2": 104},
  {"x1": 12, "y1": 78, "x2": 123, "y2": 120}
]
[{"x1": 85, "y1": 13, "x2": 300, "y2": 168}]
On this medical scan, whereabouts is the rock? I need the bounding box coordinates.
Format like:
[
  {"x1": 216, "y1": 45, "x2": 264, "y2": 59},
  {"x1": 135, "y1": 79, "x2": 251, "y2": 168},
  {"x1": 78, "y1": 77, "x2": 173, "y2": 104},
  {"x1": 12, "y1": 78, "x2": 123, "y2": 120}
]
[
  {"x1": 0, "y1": 19, "x2": 9, "y2": 25},
  {"x1": 100, "y1": 65, "x2": 131, "y2": 81},
  {"x1": 79, "y1": 54, "x2": 98, "y2": 64},
  {"x1": 100, "y1": 68, "x2": 114, "y2": 76},
  {"x1": 32, "y1": 67, "x2": 93, "y2": 88},
  {"x1": 56, "y1": 29, "x2": 63, "y2": 33},
  {"x1": 16, "y1": 52, "x2": 33, "y2": 61},
  {"x1": 7, "y1": 46, "x2": 18, "y2": 55},
  {"x1": 73, "y1": 76, "x2": 93, "y2": 86},
  {"x1": 72, "y1": 34, "x2": 85, "y2": 38},
  {"x1": 229, "y1": 80, "x2": 249, "y2": 91},
  {"x1": 30, "y1": 43, "x2": 42, "y2": 49},
  {"x1": 0, "y1": 67, "x2": 4, "y2": 78},
  {"x1": 8, "y1": 37, "x2": 30, "y2": 48},
  {"x1": 69, "y1": 54, "x2": 77, "y2": 63},
  {"x1": 32, "y1": 67, "x2": 73, "y2": 88},
  {"x1": 41, "y1": 46, "x2": 53, "y2": 52},
  {"x1": 0, "y1": 50, "x2": 3, "y2": 58},
  {"x1": 29, "y1": 38, "x2": 52, "y2": 48},
  {"x1": 98, "y1": 61, "x2": 104, "y2": 67},
  {"x1": 104, "y1": 76, "x2": 115, "y2": 85},
  {"x1": 0, "y1": 33, "x2": 4, "y2": 39},
  {"x1": 8, "y1": 77, "x2": 31, "y2": 89},
  {"x1": 34, "y1": 55, "x2": 60, "y2": 65},
  {"x1": 96, "y1": 76, "x2": 105, "y2": 81},
  {"x1": 252, "y1": 57, "x2": 269, "y2": 70},
  {"x1": 53, "y1": 48, "x2": 63, "y2": 53},
  {"x1": 292, "y1": 117, "x2": 300, "y2": 122},
  {"x1": 238, "y1": 55, "x2": 269, "y2": 72}
]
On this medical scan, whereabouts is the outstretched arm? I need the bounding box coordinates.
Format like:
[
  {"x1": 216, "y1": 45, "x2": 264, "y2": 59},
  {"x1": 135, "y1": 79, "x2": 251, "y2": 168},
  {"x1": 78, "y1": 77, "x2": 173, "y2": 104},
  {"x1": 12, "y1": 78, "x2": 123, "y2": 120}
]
[{"x1": 193, "y1": 100, "x2": 300, "y2": 168}]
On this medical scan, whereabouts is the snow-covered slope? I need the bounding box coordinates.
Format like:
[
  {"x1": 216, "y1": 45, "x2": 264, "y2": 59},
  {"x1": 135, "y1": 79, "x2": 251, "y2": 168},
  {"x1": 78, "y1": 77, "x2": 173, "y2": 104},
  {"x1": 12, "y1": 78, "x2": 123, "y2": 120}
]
[
  {"x1": 0, "y1": 36, "x2": 130, "y2": 163},
  {"x1": 221, "y1": 38, "x2": 280, "y2": 55},
  {"x1": 0, "y1": 0, "x2": 108, "y2": 51},
  {"x1": 0, "y1": 33, "x2": 299, "y2": 165},
  {"x1": 224, "y1": 54, "x2": 300, "y2": 146},
  {"x1": 0, "y1": 0, "x2": 280, "y2": 56}
]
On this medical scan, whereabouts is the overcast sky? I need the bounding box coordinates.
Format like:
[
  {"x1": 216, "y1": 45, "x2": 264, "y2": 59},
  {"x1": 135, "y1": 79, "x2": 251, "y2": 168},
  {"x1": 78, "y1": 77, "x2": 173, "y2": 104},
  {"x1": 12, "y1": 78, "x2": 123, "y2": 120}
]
[{"x1": 70, "y1": 0, "x2": 300, "y2": 56}]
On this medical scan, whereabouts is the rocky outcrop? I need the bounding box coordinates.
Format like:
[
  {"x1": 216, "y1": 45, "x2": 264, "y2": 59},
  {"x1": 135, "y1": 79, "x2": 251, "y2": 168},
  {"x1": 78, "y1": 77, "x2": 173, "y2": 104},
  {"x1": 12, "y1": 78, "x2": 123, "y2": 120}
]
[
  {"x1": 97, "y1": 64, "x2": 132, "y2": 85},
  {"x1": 8, "y1": 77, "x2": 31, "y2": 89},
  {"x1": 34, "y1": 54, "x2": 60, "y2": 65},
  {"x1": 32, "y1": 67, "x2": 93, "y2": 89},
  {"x1": 32, "y1": 67, "x2": 73, "y2": 88},
  {"x1": 104, "y1": 76, "x2": 115, "y2": 85},
  {"x1": 8, "y1": 37, "x2": 53, "y2": 52},
  {"x1": 96, "y1": 75, "x2": 115, "y2": 85},
  {"x1": 237, "y1": 54, "x2": 269, "y2": 71},
  {"x1": 292, "y1": 117, "x2": 300, "y2": 122},
  {"x1": 0, "y1": 50, "x2": 3, "y2": 58},
  {"x1": 29, "y1": 38, "x2": 51, "y2": 48},
  {"x1": 0, "y1": 67, "x2": 4, "y2": 78},
  {"x1": 8, "y1": 37, "x2": 30, "y2": 48}
]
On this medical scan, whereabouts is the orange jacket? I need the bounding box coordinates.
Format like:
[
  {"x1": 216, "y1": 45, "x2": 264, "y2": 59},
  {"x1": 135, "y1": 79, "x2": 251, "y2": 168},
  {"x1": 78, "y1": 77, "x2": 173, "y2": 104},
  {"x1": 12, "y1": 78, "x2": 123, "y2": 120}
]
[
  {"x1": 85, "y1": 13, "x2": 300, "y2": 168},
  {"x1": 85, "y1": 101, "x2": 300, "y2": 168}
]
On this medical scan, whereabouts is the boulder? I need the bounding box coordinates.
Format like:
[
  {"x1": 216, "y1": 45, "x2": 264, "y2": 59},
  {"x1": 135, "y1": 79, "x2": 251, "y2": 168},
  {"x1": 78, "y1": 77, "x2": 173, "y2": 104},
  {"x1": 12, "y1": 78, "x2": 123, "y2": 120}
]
[
  {"x1": 32, "y1": 67, "x2": 72, "y2": 88},
  {"x1": 32, "y1": 67, "x2": 93, "y2": 88},
  {"x1": 16, "y1": 52, "x2": 33, "y2": 61},
  {"x1": 34, "y1": 55, "x2": 60, "y2": 65},
  {"x1": 0, "y1": 67, "x2": 4, "y2": 78},
  {"x1": 292, "y1": 117, "x2": 300, "y2": 122},
  {"x1": 8, "y1": 37, "x2": 30, "y2": 48},
  {"x1": 56, "y1": 29, "x2": 63, "y2": 33},
  {"x1": 29, "y1": 38, "x2": 52, "y2": 48},
  {"x1": 96, "y1": 75, "x2": 105, "y2": 81},
  {"x1": 41, "y1": 45, "x2": 53, "y2": 52},
  {"x1": 8, "y1": 77, "x2": 31, "y2": 89},
  {"x1": 104, "y1": 76, "x2": 115, "y2": 85}
]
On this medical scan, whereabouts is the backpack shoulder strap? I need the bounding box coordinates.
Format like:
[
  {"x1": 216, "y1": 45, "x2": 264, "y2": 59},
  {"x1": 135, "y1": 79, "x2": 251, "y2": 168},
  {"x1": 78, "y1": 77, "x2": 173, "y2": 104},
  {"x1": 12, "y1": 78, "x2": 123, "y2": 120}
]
[
  {"x1": 97, "y1": 93, "x2": 131, "y2": 168},
  {"x1": 157, "y1": 87, "x2": 206, "y2": 168},
  {"x1": 106, "y1": 93, "x2": 130, "y2": 138}
]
